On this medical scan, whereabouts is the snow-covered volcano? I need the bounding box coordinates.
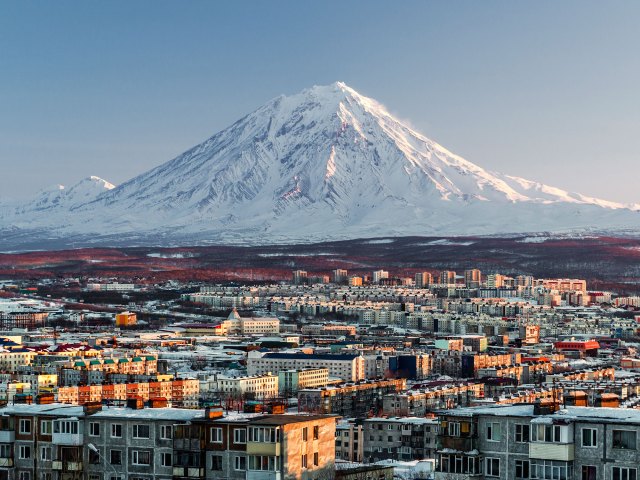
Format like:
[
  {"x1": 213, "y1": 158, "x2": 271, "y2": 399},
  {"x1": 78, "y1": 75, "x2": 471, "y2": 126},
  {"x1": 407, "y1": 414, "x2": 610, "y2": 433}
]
[{"x1": 1, "y1": 82, "x2": 638, "y2": 249}]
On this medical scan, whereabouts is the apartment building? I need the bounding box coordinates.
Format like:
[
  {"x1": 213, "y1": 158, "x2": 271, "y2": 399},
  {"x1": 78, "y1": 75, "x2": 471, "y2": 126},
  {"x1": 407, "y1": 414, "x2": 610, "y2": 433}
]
[
  {"x1": 247, "y1": 351, "x2": 365, "y2": 382},
  {"x1": 440, "y1": 271, "x2": 457, "y2": 285},
  {"x1": 465, "y1": 269, "x2": 482, "y2": 288},
  {"x1": 173, "y1": 410, "x2": 337, "y2": 480},
  {"x1": 278, "y1": 369, "x2": 329, "y2": 395},
  {"x1": 382, "y1": 382, "x2": 485, "y2": 415},
  {"x1": 205, "y1": 373, "x2": 279, "y2": 399},
  {"x1": 332, "y1": 269, "x2": 349, "y2": 284},
  {"x1": 363, "y1": 417, "x2": 438, "y2": 463},
  {"x1": 372, "y1": 270, "x2": 389, "y2": 284},
  {"x1": 55, "y1": 377, "x2": 199, "y2": 407},
  {"x1": 336, "y1": 420, "x2": 364, "y2": 462},
  {"x1": 0, "y1": 402, "x2": 337, "y2": 480},
  {"x1": 301, "y1": 324, "x2": 357, "y2": 337},
  {"x1": 436, "y1": 402, "x2": 640, "y2": 480},
  {"x1": 415, "y1": 272, "x2": 433, "y2": 288},
  {"x1": 298, "y1": 379, "x2": 406, "y2": 417},
  {"x1": 0, "y1": 401, "x2": 202, "y2": 480}
]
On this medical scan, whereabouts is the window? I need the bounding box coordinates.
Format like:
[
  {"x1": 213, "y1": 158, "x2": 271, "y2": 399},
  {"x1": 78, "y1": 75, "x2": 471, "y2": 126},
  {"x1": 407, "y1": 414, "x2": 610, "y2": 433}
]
[
  {"x1": 111, "y1": 424, "x2": 122, "y2": 438},
  {"x1": 248, "y1": 427, "x2": 279, "y2": 443},
  {"x1": 131, "y1": 450, "x2": 151, "y2": 466},
  {"x1": 161, "y1": 452, "x2": 172, "y2": 467},
  {"x1": 110, "y1": 449, "x2": 122, "y2": 465},
  {"x1": 440, "y1": 454, "x2": 481, "y2": 475},
  {"x1": 516, "y1": 460, "x2": 530, "y2": 479},
  {"x1": 160, "y1": 425, "x2": 172, "y2": 440},
  {"x1": 211, "y1": 455, "x2": 223, "y2": 471},
  {"x1": 234, "y1": 456, "x2": 246, "y2": 471},
  {"x1": 582, "y1": 466, "x2": 597, "y2": 480},
  {"x1": 447, "y1": 422, "x2": 461, "y2": 436},
  {"x1": 210, "y1": 427, "x2": 223, "y2": 443},
  {"x1": 234, "y1": 428, "x2": 246, "y2": 444},
  {"x1": 532, "y1": 424, "x2": 562, "y2": 443},
  {"x1": 302, "y1": 454, "x2": 308, "y2": 468},
  {"x1": 516, "y1": 424, "x2": 530, "y2": 443},
  {"x1": 132, "y1": 424, "x2": 150, "y2": 439},
  {"x1": 613, "y1": 430, "x2": 636, "y2": 450},
  {"x1": 19, "y1": 419, "x2": 31, "y2": 434},
  {"x1": 41, "y1": 474, "x2": 52, "y2": 480},
  {"x1": 531, "y1": 460, "x2": 573, "y2": 480},
  {"x1": 486, "y1": 458, "x2": 500, "y2": 477},
  {"x1": 54, "y1": 420, "x2": 78, "y2": 434},
  {"x1": 40, "y1": 420, "x2": 52, "y2": 435},
  {"x1": 249, "y1": 455, "x2": 277, "y2": 471},
  {"x1": 487, "y1": 422, "x2": 502, "y2": 442},
  {"x1": 89, "y1": 449, "x2": 100, "y2": 464},
  {"x1": 582, "y1": 428, "x2": 597, "y2": 447},
  {"x1": 40, "y1": 446, "x2": 51, "y2": 461},
  {"x1": 314, "y1": 452, "x2": 319, "y2": 466},
  {"x1": 0, "y1": 444, "x2": 10, "y2": 458},
  {"x1": 302, "y1": 427, "x2": 308, "y2": 441},
  {"x1": 89, "y1": 422, "x2": 100, "y2": 436},
  {"x1": 313, "y1": 425, "x2": 319, "y2": 440},
  {"x1": 19, "y1": 473, "x2": 31, "y2": 480},
  {"x1": 613, "y1": 467, "x2": 637, "y2": 480},
  {"x1": 88, "y1": 476, "x2": 100, "y2": 480},
  {"x1": 19, "y1": 445, "x2": 31, "y2": 459}
]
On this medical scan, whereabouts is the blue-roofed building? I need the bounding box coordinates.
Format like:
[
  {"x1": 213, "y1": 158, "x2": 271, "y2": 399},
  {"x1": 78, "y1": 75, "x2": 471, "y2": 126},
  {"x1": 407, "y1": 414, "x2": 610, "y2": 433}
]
[{"x1": 247, "y1": 350, "x2": 365, "y2": 381}]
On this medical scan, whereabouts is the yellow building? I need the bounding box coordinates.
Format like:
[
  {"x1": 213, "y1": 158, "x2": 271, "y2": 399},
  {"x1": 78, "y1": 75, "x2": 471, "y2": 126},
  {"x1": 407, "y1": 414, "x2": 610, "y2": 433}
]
[{"x1": 115, "y1": 311, "x2": 137, "y2": 327}]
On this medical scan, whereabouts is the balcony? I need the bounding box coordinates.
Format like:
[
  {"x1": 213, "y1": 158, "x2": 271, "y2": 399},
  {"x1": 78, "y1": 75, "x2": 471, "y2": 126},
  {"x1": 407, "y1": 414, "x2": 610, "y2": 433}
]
[
  {"x1": 246, "y1": 442, "x2": 281, "y2": 456},
  {"x1": 172, "y1": 467, "x2": 205, "y2": 477},
  {"x1": 52, "y1": 461, "x2": 83, "y2": 471},
  {"x1": 173, "y1": 438, "x2": 204, "y2": 451},
  {"x1": 435, "y1": 472, "x2": 481, "y2": 480},
  {"x1": 529, "y1": 443, "x2": 574, "y2": 461},
  {"x1": 0, "y1": 431, "x2": 14, "y2": 443},
  {"x1": 246, "y1": 472, "x2": 282, "y2": 480},
  {"x1": 0, "y1": 458, "x2": 12, "y2": 467},
  {"x1": 52, "y1": 432, "x2": 83, "y2": 445}
]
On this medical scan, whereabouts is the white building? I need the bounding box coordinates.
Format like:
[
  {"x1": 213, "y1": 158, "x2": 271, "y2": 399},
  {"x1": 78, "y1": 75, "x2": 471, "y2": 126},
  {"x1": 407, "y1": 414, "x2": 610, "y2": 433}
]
[{"x1": 247, "y1": 351, "x2": 365, "y2": 382}]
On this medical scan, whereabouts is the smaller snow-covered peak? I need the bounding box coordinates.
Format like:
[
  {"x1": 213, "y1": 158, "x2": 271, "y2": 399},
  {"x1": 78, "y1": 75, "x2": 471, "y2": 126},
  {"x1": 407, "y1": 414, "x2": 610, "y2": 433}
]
[
  {"x1": 75, "y1": 176, "x2": 116, "y2": 191},
  {"x1": 11, "y1": 176, "x2": 116, "y2": 215}
]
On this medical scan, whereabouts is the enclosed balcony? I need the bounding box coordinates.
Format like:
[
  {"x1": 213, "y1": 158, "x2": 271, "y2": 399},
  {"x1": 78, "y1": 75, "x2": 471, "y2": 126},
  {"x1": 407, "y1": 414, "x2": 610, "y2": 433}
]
[
  {"x1": 52, "y1": 461, "x2": 83, "y2": 471},
  {"x1": 0, "y1": 416, "x2": 14, "y2": 443},
  {"x1": 52, "y1": 419, "x2": 83, "y2": 445}
]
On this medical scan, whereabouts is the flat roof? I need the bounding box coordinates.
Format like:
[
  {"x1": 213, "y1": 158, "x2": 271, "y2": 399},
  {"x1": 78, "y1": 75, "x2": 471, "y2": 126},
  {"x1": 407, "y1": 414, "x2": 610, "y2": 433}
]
[{"x1": 441, "y1": 404, "x2": 640, "y2": 424}]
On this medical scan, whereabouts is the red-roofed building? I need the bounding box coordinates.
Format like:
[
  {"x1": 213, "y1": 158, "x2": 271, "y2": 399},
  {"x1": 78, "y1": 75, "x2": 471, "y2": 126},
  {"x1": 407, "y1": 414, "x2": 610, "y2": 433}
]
[{"x1": 554, "y1": 340, "x2": 600, "y2": 357}]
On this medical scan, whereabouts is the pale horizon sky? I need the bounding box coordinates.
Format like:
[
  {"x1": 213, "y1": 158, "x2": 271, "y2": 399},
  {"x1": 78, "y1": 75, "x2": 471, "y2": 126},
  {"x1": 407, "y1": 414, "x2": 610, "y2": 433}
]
[{"x1": 1, "y1": 1, "x2": 639, "y2": 203}]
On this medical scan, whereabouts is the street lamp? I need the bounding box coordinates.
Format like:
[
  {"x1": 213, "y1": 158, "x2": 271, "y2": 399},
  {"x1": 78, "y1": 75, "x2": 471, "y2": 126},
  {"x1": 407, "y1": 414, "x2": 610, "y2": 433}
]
[{"x1": 87, "y1": 443, "x2": 119, "y2": 479}]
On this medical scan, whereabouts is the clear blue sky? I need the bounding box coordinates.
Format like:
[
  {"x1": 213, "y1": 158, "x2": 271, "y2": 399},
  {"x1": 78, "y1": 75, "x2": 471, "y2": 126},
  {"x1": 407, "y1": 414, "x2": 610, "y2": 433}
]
[{"x1": 1, "y1": 1, "x2": 639, "y2": 202}]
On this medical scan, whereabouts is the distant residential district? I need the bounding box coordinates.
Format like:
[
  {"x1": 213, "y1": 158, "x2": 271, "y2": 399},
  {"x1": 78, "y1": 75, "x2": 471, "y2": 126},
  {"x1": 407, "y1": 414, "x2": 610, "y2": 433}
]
[{"x1": 0, "y1": 266, "x2": 638, "y2": 480}]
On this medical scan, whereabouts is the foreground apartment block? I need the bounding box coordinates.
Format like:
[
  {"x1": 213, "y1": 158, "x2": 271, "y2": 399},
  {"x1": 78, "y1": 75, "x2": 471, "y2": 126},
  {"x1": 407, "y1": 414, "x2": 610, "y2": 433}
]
[
  {"x1": 436, "y1": 402, "x2": 640, "y2": 480},
  {"x1": 173, "y1": 411, "x2": 336, "y2": 480},
  {"x1": 0, "y1": 402, "x2": 336, "y2": 480},
  {"x1": 363, "y1": 416, "x2": 438, "y2": 463}
]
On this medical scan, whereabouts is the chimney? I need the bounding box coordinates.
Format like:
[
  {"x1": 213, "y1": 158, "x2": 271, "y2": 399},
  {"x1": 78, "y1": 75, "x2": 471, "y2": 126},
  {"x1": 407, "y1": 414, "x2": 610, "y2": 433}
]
[
  {"x1": 204, "y1": 406, "x2": 224, "y2": 419},
  {"x1": 83, "y1": 402, "x2": 103, "y2": 415},
  {"x1": 126, "y1": 397, "x2": 144, "y2": 410},
  {"x1": 149, "y1": 397, "x2": 168, "y2": 408}
]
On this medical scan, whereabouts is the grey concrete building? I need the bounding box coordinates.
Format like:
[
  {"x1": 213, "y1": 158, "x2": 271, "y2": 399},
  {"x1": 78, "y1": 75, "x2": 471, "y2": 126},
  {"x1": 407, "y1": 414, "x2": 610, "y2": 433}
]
[
  {"x1": 363, "y1": 417, "x2": 438, "y2": 464},
  {"x1": 436, "y1": 403, "x2": 640, "y2": 480}
]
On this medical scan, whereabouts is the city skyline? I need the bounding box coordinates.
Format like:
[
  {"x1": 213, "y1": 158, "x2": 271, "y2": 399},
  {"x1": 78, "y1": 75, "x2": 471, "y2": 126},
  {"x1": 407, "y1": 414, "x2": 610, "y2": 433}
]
[{"x1": 1, "y1": 1, "x2": 639, "y2": 203}]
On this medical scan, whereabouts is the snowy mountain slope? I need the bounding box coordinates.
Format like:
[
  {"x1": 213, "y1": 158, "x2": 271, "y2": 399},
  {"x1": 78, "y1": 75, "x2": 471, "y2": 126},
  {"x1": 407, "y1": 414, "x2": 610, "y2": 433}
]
[{"x1": 0, "y1": 82, "x2": 638, "y2": 248}]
